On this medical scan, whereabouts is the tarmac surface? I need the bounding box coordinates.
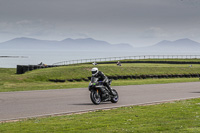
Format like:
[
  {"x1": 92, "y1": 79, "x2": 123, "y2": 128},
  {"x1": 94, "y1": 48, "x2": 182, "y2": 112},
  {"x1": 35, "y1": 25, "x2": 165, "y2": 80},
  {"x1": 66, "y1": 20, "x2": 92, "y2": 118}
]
[{"x1": 1, "y1": 82, "x2": 200, "y2": 122}]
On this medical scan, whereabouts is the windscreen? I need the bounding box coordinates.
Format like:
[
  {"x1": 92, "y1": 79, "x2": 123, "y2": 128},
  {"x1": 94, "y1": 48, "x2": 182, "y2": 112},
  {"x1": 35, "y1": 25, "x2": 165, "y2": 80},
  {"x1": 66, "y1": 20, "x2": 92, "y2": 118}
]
[{"x1": 91, "y1": 77, "x2": 98, "y2": 83}]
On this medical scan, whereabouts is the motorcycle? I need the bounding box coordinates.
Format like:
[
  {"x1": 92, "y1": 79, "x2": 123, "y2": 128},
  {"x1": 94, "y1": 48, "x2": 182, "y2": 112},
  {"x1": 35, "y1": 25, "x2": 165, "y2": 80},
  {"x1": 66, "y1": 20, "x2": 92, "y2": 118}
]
[{"x1": 88, "y1": 77, "x2": 119, "y2": 105}]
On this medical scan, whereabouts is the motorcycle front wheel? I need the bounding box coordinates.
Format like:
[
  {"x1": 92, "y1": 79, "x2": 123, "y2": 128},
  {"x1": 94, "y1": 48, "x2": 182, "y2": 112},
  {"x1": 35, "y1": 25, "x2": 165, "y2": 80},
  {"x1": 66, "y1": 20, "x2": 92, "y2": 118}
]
[
  {"x1": 90, "y1": 90, "x2": 101, "y2": 105},
  {"x1": 111, "y1": 89, "x2": 119, "y2": 103}
]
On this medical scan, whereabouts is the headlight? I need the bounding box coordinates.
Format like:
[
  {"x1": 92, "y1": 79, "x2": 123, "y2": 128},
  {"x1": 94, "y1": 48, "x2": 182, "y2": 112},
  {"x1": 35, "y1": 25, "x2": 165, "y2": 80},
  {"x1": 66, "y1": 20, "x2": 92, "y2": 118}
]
[{"x1": 89, "y1": 82, "x2": 92, "y2": 86}]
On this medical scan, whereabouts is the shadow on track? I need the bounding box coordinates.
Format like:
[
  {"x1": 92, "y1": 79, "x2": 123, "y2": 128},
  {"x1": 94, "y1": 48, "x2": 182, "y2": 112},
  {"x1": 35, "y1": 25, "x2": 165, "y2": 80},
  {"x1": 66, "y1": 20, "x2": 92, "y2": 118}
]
[
  {"x1": 190, "y1": 92, "x2": 200, "y2": 93},
  {"x1": 71, "y1": 102, "x2": 113, "y2": 106}
]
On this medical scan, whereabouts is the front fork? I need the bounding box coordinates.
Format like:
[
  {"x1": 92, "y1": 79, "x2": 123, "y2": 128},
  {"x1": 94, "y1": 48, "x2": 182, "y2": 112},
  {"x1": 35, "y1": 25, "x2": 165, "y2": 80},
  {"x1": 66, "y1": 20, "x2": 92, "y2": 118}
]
[{"x1": 96, "y1": 89, "x2": 100, "y2": 98}]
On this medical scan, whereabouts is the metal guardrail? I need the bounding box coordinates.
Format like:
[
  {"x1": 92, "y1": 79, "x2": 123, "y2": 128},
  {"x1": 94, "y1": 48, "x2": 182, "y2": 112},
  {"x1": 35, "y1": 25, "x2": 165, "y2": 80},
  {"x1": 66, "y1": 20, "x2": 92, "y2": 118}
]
[{"x1": 52, "y1": 55, "x2": 200, "y2": 66}]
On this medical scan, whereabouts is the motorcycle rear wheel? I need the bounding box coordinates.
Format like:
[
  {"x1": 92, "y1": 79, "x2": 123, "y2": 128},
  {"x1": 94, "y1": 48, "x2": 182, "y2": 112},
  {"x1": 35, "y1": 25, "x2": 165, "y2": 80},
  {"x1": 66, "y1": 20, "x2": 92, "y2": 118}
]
[{"x1": 90, "y1": 90, "x2": 101, "y2": 105}]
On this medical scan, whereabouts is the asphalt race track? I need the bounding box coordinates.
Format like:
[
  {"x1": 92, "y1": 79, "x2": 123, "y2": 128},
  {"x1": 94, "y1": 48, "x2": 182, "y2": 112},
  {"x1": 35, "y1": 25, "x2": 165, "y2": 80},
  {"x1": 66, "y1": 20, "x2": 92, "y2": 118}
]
[{"x1": 1, "y1": 82, "x2": 200, "y2": 122}]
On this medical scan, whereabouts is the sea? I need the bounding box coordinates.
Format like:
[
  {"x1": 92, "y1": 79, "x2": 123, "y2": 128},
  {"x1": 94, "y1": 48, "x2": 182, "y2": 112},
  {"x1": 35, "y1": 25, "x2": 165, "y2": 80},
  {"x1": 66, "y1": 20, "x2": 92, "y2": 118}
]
[{"x1": 0, "y1": 49, "x2": 200, "y2": 68}]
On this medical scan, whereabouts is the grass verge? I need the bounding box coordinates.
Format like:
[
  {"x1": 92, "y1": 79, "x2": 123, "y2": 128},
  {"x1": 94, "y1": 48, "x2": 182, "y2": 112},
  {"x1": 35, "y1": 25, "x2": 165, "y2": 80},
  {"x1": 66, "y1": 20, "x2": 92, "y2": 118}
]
[
  {"x1": 1, "y1": 98, "x2": 200, "y2": 132},
  {"x1": 0, "y1": 78, "x2": 199, "y2": 92}
]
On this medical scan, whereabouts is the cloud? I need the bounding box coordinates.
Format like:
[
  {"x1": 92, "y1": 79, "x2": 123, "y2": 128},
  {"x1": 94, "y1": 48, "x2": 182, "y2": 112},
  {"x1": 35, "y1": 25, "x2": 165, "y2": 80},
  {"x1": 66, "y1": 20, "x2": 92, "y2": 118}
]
[
  {"x1": 0, "y1": 0, "x2": 200, "y2": 45},
  {"x1": 0, "y1": 19, "x2": 92, "y2": 41},
  {"x1": 0, "y1": 20, "x2": 54, "y2": 36},
  {"x1": 140, "y1": 27, "x2": 167, "y2": 39}
]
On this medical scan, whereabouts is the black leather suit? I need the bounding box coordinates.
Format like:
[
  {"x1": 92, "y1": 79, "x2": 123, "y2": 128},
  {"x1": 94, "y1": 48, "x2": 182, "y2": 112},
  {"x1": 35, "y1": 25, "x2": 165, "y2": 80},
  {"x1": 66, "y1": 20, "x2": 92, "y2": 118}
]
[{"x1": 93, "y1": 71, "x2": 113, "y2": 95}]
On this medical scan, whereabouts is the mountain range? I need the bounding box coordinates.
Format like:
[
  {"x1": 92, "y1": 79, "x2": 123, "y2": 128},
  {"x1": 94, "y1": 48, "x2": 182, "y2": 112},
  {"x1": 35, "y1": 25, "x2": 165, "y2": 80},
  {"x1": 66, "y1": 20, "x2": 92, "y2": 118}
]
[
  {"x1": 0, "y1": 37, "x2": 133, "y2": 51},
  {"x1": 148, "y1": 38, "x2": 200, "y2": 51},
  {"x1": 0, "y1": 37, "x2": 200, "y2": 51}
]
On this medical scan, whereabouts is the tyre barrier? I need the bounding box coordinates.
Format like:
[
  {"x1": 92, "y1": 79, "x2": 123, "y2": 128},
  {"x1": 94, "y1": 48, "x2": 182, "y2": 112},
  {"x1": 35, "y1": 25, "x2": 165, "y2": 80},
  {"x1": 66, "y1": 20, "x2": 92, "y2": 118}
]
[
  {"x1": 107, "y1": 74, "x2": 200, "y2": 79},
  {"x1": 66, "y1": 78, "x2": 89, "y2": 82},
  {"x1": 49, "y1": 77, "x2": 90, "y2": 82},
  {"x1": 17, "y1": 65, "x2": 58, "y2": 74},
  {"x1": 49, "y1": 74, "x2": 200, "y2": 82},
  {"x1": 49, "y1": 79, "x2": 66, "y2": 82}
]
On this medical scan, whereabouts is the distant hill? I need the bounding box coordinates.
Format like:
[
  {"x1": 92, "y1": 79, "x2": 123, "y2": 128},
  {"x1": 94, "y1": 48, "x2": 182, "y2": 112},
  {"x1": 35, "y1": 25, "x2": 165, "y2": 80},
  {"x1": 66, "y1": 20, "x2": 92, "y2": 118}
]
[
  {"x1": 1, "y1": 37, "x2": 200, "y2": 52},
  {"x1": 0, "y1": 37, "x2": 59, "y2": 49},
  {"x1": 0, "y1": 37, "x2": 133, "y2": 51},
  {"x1": 148, "y1": 38, "x2": 200, "y2": 51}
]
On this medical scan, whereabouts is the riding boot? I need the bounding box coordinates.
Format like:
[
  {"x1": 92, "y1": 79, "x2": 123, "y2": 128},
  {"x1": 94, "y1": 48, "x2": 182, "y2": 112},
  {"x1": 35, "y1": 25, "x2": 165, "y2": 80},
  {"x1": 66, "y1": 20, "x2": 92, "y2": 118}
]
[{"x1": 106, "y1": 84, "x2": 116, "y2": 96}]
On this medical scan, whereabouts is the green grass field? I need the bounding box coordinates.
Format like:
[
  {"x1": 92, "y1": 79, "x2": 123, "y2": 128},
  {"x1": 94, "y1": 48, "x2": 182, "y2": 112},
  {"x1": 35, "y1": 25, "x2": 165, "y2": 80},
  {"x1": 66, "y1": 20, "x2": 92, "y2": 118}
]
[{"x1": 1, "y1": 98, "x2": 200, "y2": 132}]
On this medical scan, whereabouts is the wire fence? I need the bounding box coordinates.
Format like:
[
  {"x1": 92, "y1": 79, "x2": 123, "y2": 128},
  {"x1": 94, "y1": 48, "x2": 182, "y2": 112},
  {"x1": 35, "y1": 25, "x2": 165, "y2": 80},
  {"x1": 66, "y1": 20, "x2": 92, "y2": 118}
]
[{"x1": 52, "y1": 55, "x2": 200, "y2": 66}]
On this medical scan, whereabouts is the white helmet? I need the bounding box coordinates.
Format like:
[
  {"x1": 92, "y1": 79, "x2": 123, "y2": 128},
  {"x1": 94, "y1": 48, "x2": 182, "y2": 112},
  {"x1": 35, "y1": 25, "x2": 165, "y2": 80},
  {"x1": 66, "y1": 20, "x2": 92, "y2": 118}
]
[{"x1": 91, "y1": 67, "x2": 98, "y2": 76}]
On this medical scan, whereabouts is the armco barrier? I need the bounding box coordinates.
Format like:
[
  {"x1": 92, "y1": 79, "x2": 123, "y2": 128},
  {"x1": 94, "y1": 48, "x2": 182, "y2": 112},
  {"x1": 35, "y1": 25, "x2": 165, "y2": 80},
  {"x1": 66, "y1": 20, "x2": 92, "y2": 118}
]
[{"x1": 52, "y1": 55, "x2": 200, "y2": 66}]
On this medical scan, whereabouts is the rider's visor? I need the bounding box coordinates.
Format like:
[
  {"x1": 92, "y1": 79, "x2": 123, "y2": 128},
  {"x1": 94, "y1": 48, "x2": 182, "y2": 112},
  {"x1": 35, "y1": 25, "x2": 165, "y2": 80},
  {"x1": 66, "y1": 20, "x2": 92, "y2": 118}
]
[{"x1": 92, "y1": 71, "x2": 97, "y2": 74}]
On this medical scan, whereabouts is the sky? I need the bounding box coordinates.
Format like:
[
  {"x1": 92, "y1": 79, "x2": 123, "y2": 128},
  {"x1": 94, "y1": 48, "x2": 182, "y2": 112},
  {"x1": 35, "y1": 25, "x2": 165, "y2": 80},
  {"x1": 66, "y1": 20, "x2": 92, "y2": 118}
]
[{"x1": 0, "y1": 0, "x2": 200, "y2": 47}]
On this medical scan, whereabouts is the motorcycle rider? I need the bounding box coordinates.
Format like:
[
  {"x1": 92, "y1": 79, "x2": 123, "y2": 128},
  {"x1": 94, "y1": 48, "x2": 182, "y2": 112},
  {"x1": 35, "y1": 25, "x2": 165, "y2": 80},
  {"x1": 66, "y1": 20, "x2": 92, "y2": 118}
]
[{"x1": 91, "y1": 67, "x2": 116, "y2": 96}]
